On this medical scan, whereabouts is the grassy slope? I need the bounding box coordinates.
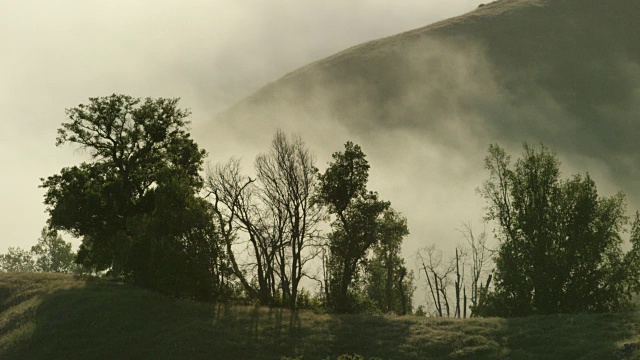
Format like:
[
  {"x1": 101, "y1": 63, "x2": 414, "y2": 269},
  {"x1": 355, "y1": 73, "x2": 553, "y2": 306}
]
[{"x1": 1, "y1": 273, "x2": 638, "y2": 360}]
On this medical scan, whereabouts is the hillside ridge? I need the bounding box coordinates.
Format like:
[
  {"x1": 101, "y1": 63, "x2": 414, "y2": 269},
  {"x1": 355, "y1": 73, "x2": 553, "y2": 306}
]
[
  {"x1": 225, "y1": 0, "x2": 548, "y2": 113},
  {"x1": 214, "y1": 0, "x2": 640, "y2": 196},
  {"x1": 2, "y1": 273, "x2": 639, "y2": 359}
]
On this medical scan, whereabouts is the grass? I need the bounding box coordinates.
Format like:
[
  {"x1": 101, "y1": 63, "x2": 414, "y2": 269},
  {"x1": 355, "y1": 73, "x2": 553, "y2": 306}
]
[{"x1": 1, "y1": 273, "x2": 639, "y2": 359}]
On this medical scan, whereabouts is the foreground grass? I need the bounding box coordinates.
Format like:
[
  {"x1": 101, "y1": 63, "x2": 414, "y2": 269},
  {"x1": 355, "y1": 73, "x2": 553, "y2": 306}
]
[{"x1": 1, "y1": 273, "x2": 639, "y2": 359}]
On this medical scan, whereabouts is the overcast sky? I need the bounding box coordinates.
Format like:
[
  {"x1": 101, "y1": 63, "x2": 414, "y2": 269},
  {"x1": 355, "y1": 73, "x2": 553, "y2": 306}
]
[
  {"x1": 2, "y1": 0, "x2": 492, "y2": 312},
  {"x1": 1, "y1": 0, "x2": 485, "y2": 252}
]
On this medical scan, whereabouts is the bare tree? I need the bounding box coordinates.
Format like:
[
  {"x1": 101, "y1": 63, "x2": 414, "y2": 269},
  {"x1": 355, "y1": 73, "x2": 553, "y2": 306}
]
[
  {"x1": 454, "y1": 246, "x2": 467, "y2": 318},
  {"x1": 458, "y1": 223, "x2": 492, "y2": 316},
  {"x1": 255, "y1": 130, "x2": 323, "y2": 310},
  {"x1": 416, "y1": 225, "x2": 493, "y2": 318},
  {"x1": 205, "y1": 159, "x2": 266, "y2": 303},
  {"x1": 205, "y1": 131, "x2": 322, "y2": 309},
  {"x1": 416, "y1": 245, "x2": 455, "y2": 317}
]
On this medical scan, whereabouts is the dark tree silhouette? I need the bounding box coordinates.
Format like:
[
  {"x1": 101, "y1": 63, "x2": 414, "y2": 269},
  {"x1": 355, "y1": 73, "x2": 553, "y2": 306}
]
[
  {"x1": 362, "y1": 209, "x2": 413, "y2": 314},
  {"x1": 40, "y1": 95, "x2": 224, "y2": 299},
  {"x1": 316, "y1": 142, "x2": 390, "y2": 312},
  {"x1": 205, "y1": 131, "x2": 322, "y2": 308},
  {"x1": 476, "y1": 143, "x2": 640, "y2": 316}
]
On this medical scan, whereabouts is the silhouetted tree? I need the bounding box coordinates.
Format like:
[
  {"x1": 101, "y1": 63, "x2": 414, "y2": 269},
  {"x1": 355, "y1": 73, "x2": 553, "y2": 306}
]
[
  {"x1": 128, "y1": 171, "x2": 230, "y2": 301},
  {"x1": 316, "y1": 142, "x2": 390, "y2": 312},
  {"x1": 206, "y1": 131, "x2": 322, "y2": 308},
  {"x1": 477, "y1": 143, "x2": 640, "y2": 316},
  {"x1": 363, "y1": 209, "x2": 414, "y2": 314},
  {"x1": 458, "y1": 224, "x2": 491, "y2": 317},
  {"x1": 416, "y1": 244, "x2": 456, "y2": 317},
  {"x1": 40, "y1": 95, "x2": 212, "y2": 288},
  {"x1": 207, "y1": 158, "x2": 277, "y2": 305},
  {"x1": 255, "y1": 130, "x2": 323, "y2": 310}
]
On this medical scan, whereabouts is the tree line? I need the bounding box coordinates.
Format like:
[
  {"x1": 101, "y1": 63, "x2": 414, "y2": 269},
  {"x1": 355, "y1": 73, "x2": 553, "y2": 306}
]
[
  {"x1": 2, "y1": 94, "x2": 639, "y2": 317},
  {"x1": 416, "y1": 144, "x2": 640, "y2": 317},
  {"x1": 18, "y1": 94, "x2": 411, "y2": 314},
  {"x1": 0, "y1": 227, "x2": 79, "y2": 273}
]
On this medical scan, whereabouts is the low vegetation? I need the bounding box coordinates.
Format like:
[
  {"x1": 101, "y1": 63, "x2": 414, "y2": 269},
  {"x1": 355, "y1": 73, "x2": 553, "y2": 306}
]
[{"x1": 1, "y1": 273, "x2": 639, "y2": 359}]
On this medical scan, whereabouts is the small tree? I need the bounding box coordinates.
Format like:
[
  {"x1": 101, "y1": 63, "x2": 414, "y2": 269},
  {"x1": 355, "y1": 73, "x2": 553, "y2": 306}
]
[
  {"x1": 416, "y1": 244, "x2": 455, "y2": 317},
  {"x1": 0, "y1": 247, "x2": 35, "y2": 272},
  {"x1": 363, "y1": 209, "x2": 413, "y2": 314},
  {"x1": 31, "y1": 227, "x2": 77, "y2": 273},
  {"x1": 458, "y1": 223, "x2": 492, "y2": 316}
]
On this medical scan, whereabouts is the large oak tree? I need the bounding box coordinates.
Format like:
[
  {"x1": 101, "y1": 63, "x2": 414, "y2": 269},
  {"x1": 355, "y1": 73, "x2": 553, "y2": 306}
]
[{"x1": 40, "y1": 95, "x2": 216, "y2": 297}]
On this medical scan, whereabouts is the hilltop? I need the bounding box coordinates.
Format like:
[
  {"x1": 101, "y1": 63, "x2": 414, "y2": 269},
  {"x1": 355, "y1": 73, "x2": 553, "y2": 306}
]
[
  {"x1": 1, "y1": 273, "x2": 638, "y2": 359},
  {"x1": 214, "y1": 0, "x2": 640, "y2": 192}
]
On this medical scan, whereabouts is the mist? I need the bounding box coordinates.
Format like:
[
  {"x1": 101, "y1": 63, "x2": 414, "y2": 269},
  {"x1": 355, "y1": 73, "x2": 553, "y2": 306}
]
[
  {"x1": 0, "y1": 0, "x2": 487, "y2": 252},
  {"x1": 5, "y1": 0, "x2": 640, "y2": 311}
]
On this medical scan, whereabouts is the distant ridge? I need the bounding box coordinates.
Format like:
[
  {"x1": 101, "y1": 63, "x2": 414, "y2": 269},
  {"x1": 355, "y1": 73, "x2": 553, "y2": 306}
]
[{"x1": 216, "y1": 0, "x2": 640, "y2": 190}]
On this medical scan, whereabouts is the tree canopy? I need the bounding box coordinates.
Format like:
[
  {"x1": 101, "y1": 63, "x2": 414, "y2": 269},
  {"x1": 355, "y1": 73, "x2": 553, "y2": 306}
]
[
  {"x1": 40, "y1": 95, "x2": 226, "y2": 300},
  {"x1": 477, "y1": 143, "x2": 640, "y2": 316},
  {"x1": 316, "y1": 142, "x2": 413, "y2": 313}
]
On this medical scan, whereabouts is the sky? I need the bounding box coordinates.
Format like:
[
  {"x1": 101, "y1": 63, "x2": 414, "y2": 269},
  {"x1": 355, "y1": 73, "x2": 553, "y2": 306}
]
[
  {"x1": 2, "y1": 1, "x2": 507, "y2": 309},
  {"x1": 5, "y1": 0, "x2": 639, "y2": 311},
  {"x1": 1, "y1": 0, "x2": 486, "y2": 250}
]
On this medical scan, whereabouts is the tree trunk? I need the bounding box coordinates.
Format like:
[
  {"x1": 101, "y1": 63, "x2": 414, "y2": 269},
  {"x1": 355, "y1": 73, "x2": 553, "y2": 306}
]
[
  {"x1": 398, "y1": 268, "x2": 407, "y2": 315},
  {"x1": 463, "y1": 287, "x2": 467, "y2": 319},
  {"x1": 434, "y1": 271, "x2": 442, "y2": 317}
]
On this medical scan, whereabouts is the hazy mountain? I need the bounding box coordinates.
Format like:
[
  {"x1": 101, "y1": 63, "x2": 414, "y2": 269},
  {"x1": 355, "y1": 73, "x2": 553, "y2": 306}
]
[{"x1": 202, "y1": 0, "x2": 640, "y2": 255}]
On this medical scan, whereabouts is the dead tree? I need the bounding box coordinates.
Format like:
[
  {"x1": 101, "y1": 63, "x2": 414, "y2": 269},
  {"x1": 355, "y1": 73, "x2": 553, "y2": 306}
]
[
  {"x1": 206, "y1": 131, "x2": 322, "y2": 310},
  {"x1": 255, "y1": 130, "x2": 322, "y2": 310},
  {"x1": 206, "y1": 159, "x2": 283, "y2": 306},
  {"x1": 458, "y1": 223, "x2": 491, "y2": 317},
  {"x1": 416, "y1": 245, "x2": 455, "y2": 317}
]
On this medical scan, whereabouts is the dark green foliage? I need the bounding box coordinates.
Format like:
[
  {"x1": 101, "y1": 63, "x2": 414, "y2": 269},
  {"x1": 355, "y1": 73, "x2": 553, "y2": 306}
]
[
  {"x1": 318, "y1": 142, "x2": 414, "y2": 314},
  {"x1": 128, "y1": 172, "x2": 231, "y2": 301},
  {"x1": 42, "y1": 162, "x2": 125, "y2": 271},
  {"x1": 477, "y1": 143, "x2": 640, "y2": 316},
  {"x1": 362, "y1": 209, "x2": 414, "y2": 315},
  {"x1": 317, "y1": 142, "x2": 389, "y2": 312},
  {"x1": 39, "y1": 95, "x2": 229, "y2": 299},
  {"x1": 317, "y1": 142, "x2": 371, "y2": 215}
]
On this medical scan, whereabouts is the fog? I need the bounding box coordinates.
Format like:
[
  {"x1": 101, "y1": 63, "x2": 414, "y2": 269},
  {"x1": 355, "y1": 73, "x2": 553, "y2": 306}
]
[
  {"x1": 0, "y1": 0, "x2": 487, "y2": 252},
  {"x1": 5, "y1": 0, "x2": 638, "y2": 309}
]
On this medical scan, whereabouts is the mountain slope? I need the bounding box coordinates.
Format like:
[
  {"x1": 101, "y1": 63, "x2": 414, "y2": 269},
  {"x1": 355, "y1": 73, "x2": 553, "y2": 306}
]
[
  {"x1": 215, "y1": 0, "x2": 640, "y2": 190},
  {"x1": 1, "y1": 273, "x2": 639, "y2": 359}
]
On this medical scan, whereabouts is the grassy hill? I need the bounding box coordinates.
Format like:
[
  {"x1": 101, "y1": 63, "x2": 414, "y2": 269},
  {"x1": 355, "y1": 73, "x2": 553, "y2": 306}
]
[
  {"x1": 214, "y1": 0, "x2": 640, "y2": 192},
  {"x1": 1, "y1": 273, "x2": 638, "y2": 359}
]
